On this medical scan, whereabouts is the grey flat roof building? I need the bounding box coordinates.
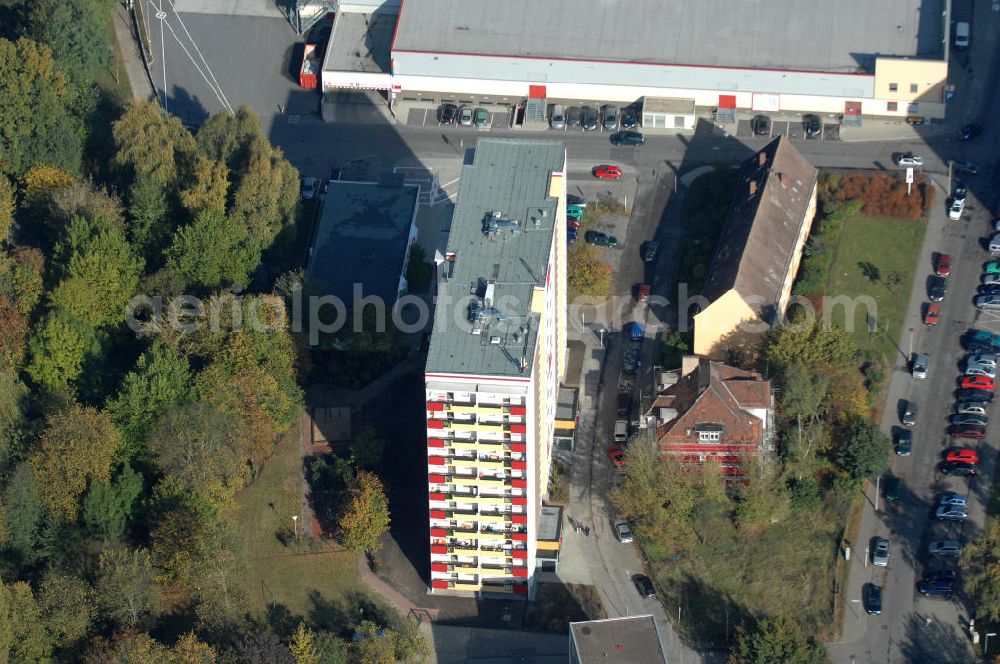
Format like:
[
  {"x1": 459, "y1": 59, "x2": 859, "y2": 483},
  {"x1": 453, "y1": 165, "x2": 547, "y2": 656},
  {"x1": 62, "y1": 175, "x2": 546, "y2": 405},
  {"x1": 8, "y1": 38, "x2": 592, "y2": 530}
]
[
  {"x1": 307, "y1": 181, "x2": 419, "y2": 306},
  {"x1": 425, "y1": 139, "x2": 565, "y2": 378},
  {"x1": 392, "y1": 0, "x2": 942, "y2": 74},
  {"x1": 569, "y1": 616, "x2": 666, "y2": 664}
]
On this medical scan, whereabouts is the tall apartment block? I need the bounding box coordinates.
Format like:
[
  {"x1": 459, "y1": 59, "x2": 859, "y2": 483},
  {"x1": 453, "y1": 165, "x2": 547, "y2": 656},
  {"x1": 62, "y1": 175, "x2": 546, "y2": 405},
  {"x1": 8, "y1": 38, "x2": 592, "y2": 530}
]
[{"x1": 424, "y1": 139, "x2": 568, "y2": 599}]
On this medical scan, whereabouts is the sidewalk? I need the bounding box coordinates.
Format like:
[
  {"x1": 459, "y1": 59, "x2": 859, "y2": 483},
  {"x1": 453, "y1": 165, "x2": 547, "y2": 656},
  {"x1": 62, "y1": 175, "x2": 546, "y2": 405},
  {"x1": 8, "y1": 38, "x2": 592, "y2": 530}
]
[{"x1": 111, "y1": 4, "x2": 155, "y2": 101}]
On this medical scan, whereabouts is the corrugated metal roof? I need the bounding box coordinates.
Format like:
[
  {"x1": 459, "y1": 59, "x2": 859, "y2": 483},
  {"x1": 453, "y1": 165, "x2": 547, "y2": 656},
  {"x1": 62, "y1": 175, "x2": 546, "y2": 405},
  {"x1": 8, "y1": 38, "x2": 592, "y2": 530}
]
[
  {"x1": 425, "y1": 139, "x2": 565, "y2": 377},
  {"x1": 392, "y1": 0, "x2": 941, "y2": 73}
]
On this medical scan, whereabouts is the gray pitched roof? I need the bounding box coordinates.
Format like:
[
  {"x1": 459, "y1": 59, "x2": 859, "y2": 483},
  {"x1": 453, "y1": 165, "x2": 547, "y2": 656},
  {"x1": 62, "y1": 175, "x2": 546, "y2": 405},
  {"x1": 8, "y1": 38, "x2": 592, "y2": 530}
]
[{"x1": 701, "y1": 136, "x2": 818, "y2": 320}]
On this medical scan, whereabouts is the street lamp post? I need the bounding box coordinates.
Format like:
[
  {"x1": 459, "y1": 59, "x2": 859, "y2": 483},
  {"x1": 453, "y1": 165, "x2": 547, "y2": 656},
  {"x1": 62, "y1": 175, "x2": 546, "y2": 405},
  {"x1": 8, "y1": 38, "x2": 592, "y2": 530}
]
[{"x1": 291, "y1": 515, "x2": 299, "y2": 543}]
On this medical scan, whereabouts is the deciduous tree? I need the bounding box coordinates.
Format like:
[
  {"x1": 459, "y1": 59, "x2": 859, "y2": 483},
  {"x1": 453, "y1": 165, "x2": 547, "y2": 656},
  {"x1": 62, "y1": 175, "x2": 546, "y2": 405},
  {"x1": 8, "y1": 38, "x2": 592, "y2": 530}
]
[
  {"x1": 38, "y1": 571, "x2": 94, "y2": 648},
  {"x1": 0, "y1": 579, "x2": 55, "y2": 663},
  {"x1": 567, "y1": 243, "x2": 611, "y2": 299},
  {"x1": 729, "y1": 615, "x2": 825, "y2": 664},
  {"x1": 27, "y1": 0, "x2": 112, "y2": 86},
  {"x1": 48, "y1": 214, "x2": 144, "y2": 328},
  {"x1": 113, "y1": 100, "x2": 197, "y2": 186},
  {"x1": 834, "y1": 418, "x2": 891, "y2": 482},
  {"x1": 961, "y1": 522, "x2": 1000, "y2": 621},
  {"x1": 0, "y1": 37, "x2": 82, "y2": 177},
  {"x1": 30, "y1": 404, "x2": 121, "y2": 521},
  {"x1": 166, "y1": 208, "x2": 260, "y2": 290},
  {"x1": 96, "y1": 547, "x2": 158, "y2": 627},
  {"x1": 339, "y1": 471, "x2": 390, "y2": 555},
  {"x1": 290, "y1": 623, "x2": 321, "y2": 664},
  {"x1": 26, "y1": 309, "x2": 99, "y2": 390},
  {"x1": 179, "y1": 156, "x2": 230, "y2": 215}
]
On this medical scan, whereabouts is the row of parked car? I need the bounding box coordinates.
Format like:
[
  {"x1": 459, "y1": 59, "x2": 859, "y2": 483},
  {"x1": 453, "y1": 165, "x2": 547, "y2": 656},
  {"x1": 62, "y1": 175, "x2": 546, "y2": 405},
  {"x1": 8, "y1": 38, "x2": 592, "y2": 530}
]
[{"x1": 872, "y1": 251, "x2": 998, "y2": 613}]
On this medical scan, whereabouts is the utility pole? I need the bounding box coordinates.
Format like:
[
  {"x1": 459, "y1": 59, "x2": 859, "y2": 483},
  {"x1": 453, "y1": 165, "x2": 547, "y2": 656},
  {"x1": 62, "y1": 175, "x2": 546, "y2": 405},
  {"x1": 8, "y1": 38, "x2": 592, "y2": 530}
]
[{"x1": 874, "y1": 475, "x2": 880, "y2": 512}]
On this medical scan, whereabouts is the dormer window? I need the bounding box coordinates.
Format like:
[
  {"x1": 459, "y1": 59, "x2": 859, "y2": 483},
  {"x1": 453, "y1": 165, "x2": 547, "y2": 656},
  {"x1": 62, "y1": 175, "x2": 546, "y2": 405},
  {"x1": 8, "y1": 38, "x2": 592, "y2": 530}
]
[{"x1": 695, "y1": 423, "x2": 724, "y2": 443}]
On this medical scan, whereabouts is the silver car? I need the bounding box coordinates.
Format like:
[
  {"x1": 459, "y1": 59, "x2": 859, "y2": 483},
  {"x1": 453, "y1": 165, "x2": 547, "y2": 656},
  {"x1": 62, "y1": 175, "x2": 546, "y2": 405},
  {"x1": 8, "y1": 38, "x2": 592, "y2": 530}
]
[
  {"x1": 936, "y1": 504, "x2": 968, "y2": 521},
  {"x1": 614, "y1": 520, "x2": 633, "y2": 543},
  {"x1": 938, "y1": 492, "x2": 968, "y2": 507},
  {"x1": 969, "y1": 353, "x2": 998, "y2": 368},
  {"x1": 928, "y1": 540, "x2": 963, "y2": 556},
  {"x1": 872, "y1": 537, "x2": 890, "y2": 567},
  {"x1": 977, "y1": 293, "x2": 1000, "y2": 309},
  {"x1": 956, "y1": 401, "x2": 988, "y2": 416},
  {"x1": 951, "y1": 413, "x2": 988, "y2": 426},
  {"x1": 458, "y1": 106, "x2": 474, "y2": 126},
  {"x1": 984, "y1": 273, "x2": 1000, "y2": 286},
  {"x1": 966, "y1": 364, "x2": 996, "y2": 378}
]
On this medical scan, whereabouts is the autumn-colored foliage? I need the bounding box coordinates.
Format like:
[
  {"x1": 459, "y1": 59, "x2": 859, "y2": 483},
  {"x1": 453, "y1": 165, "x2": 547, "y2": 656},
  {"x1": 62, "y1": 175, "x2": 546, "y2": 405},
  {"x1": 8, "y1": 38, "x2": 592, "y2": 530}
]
[{"x1": 821, "y1": 172, "x2": 932, "y2": 219}]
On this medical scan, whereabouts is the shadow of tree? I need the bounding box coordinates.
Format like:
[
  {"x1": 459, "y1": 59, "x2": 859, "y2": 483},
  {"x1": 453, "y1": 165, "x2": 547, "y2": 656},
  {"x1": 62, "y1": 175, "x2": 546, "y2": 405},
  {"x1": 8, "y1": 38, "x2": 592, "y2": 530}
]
[{"x1": 899, "y1": 608, "x2": 975, "y2": 663}]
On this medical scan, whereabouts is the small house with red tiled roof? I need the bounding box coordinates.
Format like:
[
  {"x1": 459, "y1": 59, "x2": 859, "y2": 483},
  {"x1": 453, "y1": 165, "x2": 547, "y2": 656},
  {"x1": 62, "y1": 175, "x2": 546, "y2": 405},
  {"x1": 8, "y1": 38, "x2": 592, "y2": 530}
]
[{"x1": 652, "y1": 356, "x2": 774, "y2": 474}]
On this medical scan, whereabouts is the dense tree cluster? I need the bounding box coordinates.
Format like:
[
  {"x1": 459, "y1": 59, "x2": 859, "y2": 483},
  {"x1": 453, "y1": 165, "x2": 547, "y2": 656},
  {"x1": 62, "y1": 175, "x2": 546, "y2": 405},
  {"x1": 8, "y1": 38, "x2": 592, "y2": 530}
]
[{"x1": 0, "y1": 5, "x2": 419, "y2": 662}]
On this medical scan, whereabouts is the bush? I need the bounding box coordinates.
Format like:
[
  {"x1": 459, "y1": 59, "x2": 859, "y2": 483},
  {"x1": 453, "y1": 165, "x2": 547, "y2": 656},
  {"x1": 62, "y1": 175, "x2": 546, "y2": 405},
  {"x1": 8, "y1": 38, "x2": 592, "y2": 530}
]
[
  {"x1": 822, "y1": 172, "x2": 929, "y2": 219},
  {"x1": 787, "y1": 476, "x2": 822, "y2": 512}
]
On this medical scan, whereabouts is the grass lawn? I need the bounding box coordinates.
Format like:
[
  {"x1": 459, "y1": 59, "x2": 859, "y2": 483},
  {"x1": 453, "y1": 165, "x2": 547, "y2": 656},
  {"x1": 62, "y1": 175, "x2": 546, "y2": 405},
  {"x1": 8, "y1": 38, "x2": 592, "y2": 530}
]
[
  {"x1": 824, "y1": 214, "x2": 927, "y2": 362},
  {"x1": 644, "y1": 502, "x2": 844, "y2": 645},
  {"x1": 227, "y1": 426, "x2": 366, "y2": 619}
]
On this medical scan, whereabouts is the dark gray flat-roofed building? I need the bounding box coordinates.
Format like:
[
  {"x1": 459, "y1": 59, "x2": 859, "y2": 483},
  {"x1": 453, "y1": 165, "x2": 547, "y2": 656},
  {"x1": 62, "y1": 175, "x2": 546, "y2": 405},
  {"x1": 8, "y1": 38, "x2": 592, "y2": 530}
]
[
  {"x1": 307, "y1": 181, "x2": 419, "y2": 307},
  {"x1": 569, "y1": 615, "x2": 666, "y2": 664},
  {"x1": 392, "y1": 0, "x2": 939, "y2": 73}
]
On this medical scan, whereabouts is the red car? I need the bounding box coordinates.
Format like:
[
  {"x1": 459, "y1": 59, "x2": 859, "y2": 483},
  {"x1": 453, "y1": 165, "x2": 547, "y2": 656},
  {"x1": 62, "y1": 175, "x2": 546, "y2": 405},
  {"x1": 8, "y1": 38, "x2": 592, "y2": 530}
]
[
  {"x1": 567, "y1": 218, "x2": 582, "y2": 229},
  {"x1": 948, "y1": 425, "x2": 987, "y2": 440},
  {"x1": 593, "y1": 164, "x2": 623, "y2": 180},
  {"x1": 606, "y1": 446, "x2": 626, "y2": 467},
  {"x1": 924, "y1": 303, "x2": 941, "y2": 326},
  {"x1": 961, "y1": 375, "x2": 995, "y2": 391},
  {"x1": 935, "y1": 254, "x2": 952, "y2": 276},
  {"x1": 945, "y1": 447, "x2": 979, "y2": 464},
  {"x1": 636, "y1": 284, "x2": 651, "y2": 302}
]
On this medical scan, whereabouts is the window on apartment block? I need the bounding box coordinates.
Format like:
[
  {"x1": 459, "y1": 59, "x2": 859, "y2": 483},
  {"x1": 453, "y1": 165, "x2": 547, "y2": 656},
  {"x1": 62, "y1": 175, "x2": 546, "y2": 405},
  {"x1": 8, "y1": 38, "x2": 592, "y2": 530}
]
[
  {"x1": 886, "y1": 101, "x2": 898, "y2": 112},
  {"x1": 888, "y1": 82, "x2": 898, "y2": 92},
  {"x1": 910, "y1": 83, "x2": 919, "y2": 93}
]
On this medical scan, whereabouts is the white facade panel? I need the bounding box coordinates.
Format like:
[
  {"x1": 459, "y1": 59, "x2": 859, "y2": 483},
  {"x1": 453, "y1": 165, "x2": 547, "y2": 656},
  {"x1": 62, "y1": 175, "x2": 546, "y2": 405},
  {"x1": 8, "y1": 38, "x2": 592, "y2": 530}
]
[{"x1": 323, "y1": 70, "x2": 393, "y2": 90}]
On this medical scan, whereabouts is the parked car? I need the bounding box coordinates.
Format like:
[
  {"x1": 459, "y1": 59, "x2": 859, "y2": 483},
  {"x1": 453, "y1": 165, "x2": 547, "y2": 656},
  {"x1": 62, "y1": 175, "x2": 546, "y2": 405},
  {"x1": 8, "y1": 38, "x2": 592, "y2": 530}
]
[
  {"x1": 864, "y1": 584, "x2": 882, "y2": 615},
  {"x1": 803, "y1": 114, "x2": 822, "y2": 138},
  {"x1": 951, "y1": 413, "x2": 988, "y2": 426},
  {"x1": 949, "y1": 198, "x2": 965, "y2": 221},
  {"x1": 610, "y1": 130, "x2": 645, "y2": 146},
  {"x1": 613, "y1": 520, "x2": 633, "y2": 543},
  {"x1": 752, "y1": 114, "x2": 771, "y2": 136},
  {"x1": 953, "y1": 182, "x2": 968, "y2": 201},
  {"x1": 894, "y1": 429, "x2": 912, "y2": 456},
  {"x1": 593, "y1": 164, "x2": 623, "y2": 180},
  {"x1": 986, "y1": 262, "x2": 1000, "y2": 275},
  {"x1": 960, "y1": 375, "x2": 994, "y2": 391},
  {"x1": 458, "y1": 106, "x2": 474, "y2": 126},
  {"x1": 912, "y1": 352, "x2": 928, "y2": 379},
  {"x1": 581, "y1": 106, "x2": 599, "y2": 131},
  {"x1": 978, "y1": 284, "x2": 1000, "y2": 297},
  {"x1": 616, "y1": 394, "x2": 631, "y2": 418},
  {"x1": 567, "y1": 194, "x2": 587, "y2": 207},
  {"x1": 928, "y1": 275, "x2": 947, "y2": 301},
  {"x1": 955, "y1": 388, "x2": 995, "y2": 403},
  {"x1": 566, "y1": 228, "x2": 578, "y2": 244},
  {"x1": 976, "y1": 293, "x2": 1000, "y2": 310},
  {"x1": 633, "y1": 574, "x2": 656, "y2": 599},
  {"x1": 895, "y1": 152, "x2": 924, "y2": 167},
  {"x1": 566, "y1": 107, "x2": 582, "y2": 128},
  {"x1": 923, "y1": 569, "x2": 958, "y2": 583},
  {"x1": 940, "y1": 461, "x2": 978, "y2": 477},
  {"x1": 585, "y1": 231, "x2": 618, "y2": 247},
  {"x1": 953, "y1": 160, "x2": 979, "y2": 175},
  {"x1": 923, "y1": 303, "x2": 941, "y2": 326},
  {"x1": 917, "y1": 579, "x2": 954, "y2": 599},
  {"x1": 884, "y1": 476, "x2": 901, "y2": 501},
  {"x1": 960, "y1": 122, "x2": 983, "y2": 140},
  {"x1": 928, "y1": 540, "x2": 963, "y2": 557},
  {"x1": 606, "y1": 446, "x2": 626, "y2": 467},
  {"x1": 945, "y1": 447, "x2": 979, "y2": 464},
  {"x1": 936, "y1": 504, "x2": 968, "y2": 521},
  {"x1": 968, "y1": 353, "x2": 998, "y2": 368},
  {"x1": 566, "y1": 205, "x2": 584, "y2": 219},
  {"x1": 601, "y1": 105, "x2": 619, "y2": 130},
  {"x1": 871, "y1": 537, "x2": 890, "y2": 567},
  {"x1": 636, "y1": 284, "x2": 651, "y2": 303},
  {"x1": 439, "y1": 103, "x2": 458, "y2": 124},
  {"x1": 938, "y1": 492, "x2": 969, "y2": 507},
  {"x1": 955, "y1": 401, "x2": 988, "y2": 416},
  {"x1": 901, "y1": 400, "x2": 918, "y2": 426},
  {"x1": 948, "y1": 424, "x2": 987, "y2": 440},
  {"x1": 474, "y1": 108, "x2": 489, "y2": 127},
  {"x1": 935, "y1": 253, "x2": 952, "y2": 276},
  {"x1": 984, "y1": 274, "x2": 1000, "y2": 286},
  {"x1": 549, "y1": 104, "x2": 565, "y2": 129},
  {"x1": 965, "y1": 364, "x2": 996, "y2": 378},
  {"x1": 644, "y1": 241, "x2": 660, "y2": 263},
  {"x1": 621, "y1": 107, "x2": 638, "y2": 129},
  {"x1": 300, "y1": 176, "x2": 318, "y2": 200},
  {"x1": 567, "y1": 218, "x2": 581, "y2": 230}
]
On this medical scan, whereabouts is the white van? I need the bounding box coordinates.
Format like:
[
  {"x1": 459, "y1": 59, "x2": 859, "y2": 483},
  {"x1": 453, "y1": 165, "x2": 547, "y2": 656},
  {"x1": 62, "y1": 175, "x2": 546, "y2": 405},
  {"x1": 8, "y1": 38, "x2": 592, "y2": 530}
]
[
  {"x1": 954, "y1": 22, "x2": 970, "y2": 49},
  {"x1": 613, "y1": 420, "x2": 628, "y2": 444}
]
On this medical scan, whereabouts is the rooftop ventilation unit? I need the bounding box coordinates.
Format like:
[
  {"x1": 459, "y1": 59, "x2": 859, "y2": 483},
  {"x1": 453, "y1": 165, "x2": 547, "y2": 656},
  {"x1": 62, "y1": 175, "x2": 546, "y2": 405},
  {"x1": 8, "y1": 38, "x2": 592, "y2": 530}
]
[{"x1": 482, "y1": 210, "x2": 521, "y2": 237}]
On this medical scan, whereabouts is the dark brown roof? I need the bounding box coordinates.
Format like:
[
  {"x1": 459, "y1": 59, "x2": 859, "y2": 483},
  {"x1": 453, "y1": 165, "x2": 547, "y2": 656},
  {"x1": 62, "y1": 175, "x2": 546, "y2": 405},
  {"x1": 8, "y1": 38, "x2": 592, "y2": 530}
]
[
  {"x1": 656, "y1": 359, "x2": 771, "y2": 445},
  {"x1": 701, "y1": 136, "x2": 818, "y2": 321}
]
